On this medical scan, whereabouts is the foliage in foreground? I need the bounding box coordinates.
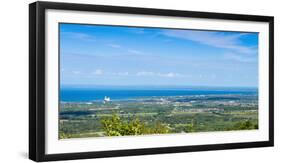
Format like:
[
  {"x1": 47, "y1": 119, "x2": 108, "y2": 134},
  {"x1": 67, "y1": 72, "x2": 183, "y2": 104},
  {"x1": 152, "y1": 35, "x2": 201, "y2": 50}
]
[
  {"x1": 233, "y1": 120, "x2": 258, "y2": 130},
  {"x1": 101, "y1": 113, "x2": 170, "y2": 136}
]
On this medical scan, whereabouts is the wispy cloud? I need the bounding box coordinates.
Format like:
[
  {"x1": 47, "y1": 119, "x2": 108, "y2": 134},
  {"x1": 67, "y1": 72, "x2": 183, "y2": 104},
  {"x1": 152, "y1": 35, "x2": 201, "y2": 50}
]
[
  {"x1": 224, "y1": 53, "x2": 257, "y2": 63},
  {"x1": 128, "y1": 49, "x2": 143, "y2": 55},
  {"x1": 61, "y1": 32, "x2": 95, "y2": 42},
  {"x1": 158, "y1": 72, "x2": 185, "y2": 78},
  {"x1": 162, "y1": 30, "x2": 256, "y2": 54},
  {"x1": 107, "y1": 44, "x2": 121, "y2": 48},
  {"x1": 107, "y1": 43, "x2": 145, "y2": 56},
  {"x1": 136, "y1": 71, "x2": 155, "y2": 76},
  {"x1": 136, "y1": 71, "x2": 187, "y2": 78}
]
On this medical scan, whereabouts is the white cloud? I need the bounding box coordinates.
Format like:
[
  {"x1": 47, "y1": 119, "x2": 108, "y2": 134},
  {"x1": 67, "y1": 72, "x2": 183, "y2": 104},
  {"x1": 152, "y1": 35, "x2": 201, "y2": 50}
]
[
  {"x1": 136, "y1": 71, "x2": 155, "y2": 76},
  {"x1": 93, "y1": 69, "x2": 103, "y2": 75},
  {"x1": 108, "y1": 44, "x2": 121, "y2": 48},
  {"x1": 136, "y1": 71, "x2": 187, "y2": 78},
  {"x1": 162, "y1": 30, "x2": 257, "y2": 54},
  {"x1": 128, "y1": 49, "x2": 143, "y2": 55},
  {"x1": 158, "y1": 72, "x2": 185, "y2": 78},
  {"x1": 224, "y1": 53, "x2": 256, "y2": 63},
  {"x1": 62, "y1": 32, "x2": 95, "y2": 42}
]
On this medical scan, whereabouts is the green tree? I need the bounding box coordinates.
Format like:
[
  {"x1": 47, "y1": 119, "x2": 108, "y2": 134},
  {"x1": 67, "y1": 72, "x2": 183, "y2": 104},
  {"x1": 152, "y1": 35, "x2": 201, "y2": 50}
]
[
  {"x1": 59, "y1": 132, "x2": 71, "y2": 139},
  {"x1": 101, "y1": 113, "x2": 170, "y2": 136},
  {"x1": 185, "y1": 119, "x2": 195, "y2": 133},
  {"x1": 233, "y1": 120, "x2": 257, "y2": 130},
  {"x1": 101, "y1": 113, "x2": 123, "y2": 136}
]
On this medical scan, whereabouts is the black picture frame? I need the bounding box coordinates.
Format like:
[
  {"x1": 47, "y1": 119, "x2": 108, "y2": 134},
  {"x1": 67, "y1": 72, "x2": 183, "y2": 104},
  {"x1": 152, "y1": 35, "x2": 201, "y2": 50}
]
[{"x1": 29, "y1": 1, "x2": 274, "y2": 162}]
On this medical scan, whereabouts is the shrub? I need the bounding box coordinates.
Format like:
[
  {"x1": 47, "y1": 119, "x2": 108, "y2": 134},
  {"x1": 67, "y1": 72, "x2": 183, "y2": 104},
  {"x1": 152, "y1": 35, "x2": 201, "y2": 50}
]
[{"x1": 101, "y1": 113, "x2": 170, "y2": 136}]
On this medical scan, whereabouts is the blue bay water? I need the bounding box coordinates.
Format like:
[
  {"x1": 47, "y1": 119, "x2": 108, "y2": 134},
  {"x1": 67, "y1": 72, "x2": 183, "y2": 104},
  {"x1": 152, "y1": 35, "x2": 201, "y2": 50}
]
[{"x1": 60, "y1": 86, "x2": 257, "y2": 102}]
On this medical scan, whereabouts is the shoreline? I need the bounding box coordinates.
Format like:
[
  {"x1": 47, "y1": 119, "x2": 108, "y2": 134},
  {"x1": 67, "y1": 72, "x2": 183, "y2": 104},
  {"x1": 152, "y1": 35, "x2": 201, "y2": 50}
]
[{"x1": 60, "y1": 93, "x2": 258, "y2": 104}]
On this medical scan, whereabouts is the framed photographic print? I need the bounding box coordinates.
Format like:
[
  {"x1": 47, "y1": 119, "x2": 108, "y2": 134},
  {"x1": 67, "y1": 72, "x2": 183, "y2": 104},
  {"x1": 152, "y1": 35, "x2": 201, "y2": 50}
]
[{"x1": 29, "y1": 1, "x2": 274, "y2": 162}]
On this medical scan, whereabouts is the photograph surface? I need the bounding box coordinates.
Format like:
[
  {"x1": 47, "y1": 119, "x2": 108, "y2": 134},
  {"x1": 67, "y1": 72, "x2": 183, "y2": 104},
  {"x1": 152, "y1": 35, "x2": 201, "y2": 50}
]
[{"x1": 59, "y1": 23, "x2": 259, "y2": 139}]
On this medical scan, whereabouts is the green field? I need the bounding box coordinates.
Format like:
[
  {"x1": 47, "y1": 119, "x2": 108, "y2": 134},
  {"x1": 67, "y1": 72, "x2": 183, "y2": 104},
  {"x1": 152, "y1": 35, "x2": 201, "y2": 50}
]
[{"x1": 59, "y1": 94, "x2": 258, "y2": 139}]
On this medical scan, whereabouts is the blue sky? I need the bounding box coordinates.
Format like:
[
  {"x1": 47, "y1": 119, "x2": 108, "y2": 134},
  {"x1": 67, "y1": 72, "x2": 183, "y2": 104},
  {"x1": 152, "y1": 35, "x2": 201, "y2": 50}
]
[{"x1": 60, "y1": 23, "x2": 258, "y2": 87}]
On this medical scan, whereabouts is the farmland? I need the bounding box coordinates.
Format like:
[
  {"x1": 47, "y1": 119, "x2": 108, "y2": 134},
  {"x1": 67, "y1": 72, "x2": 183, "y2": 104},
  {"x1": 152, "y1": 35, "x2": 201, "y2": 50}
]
[{"x1": 59, "y1": 94, "x2": 258, "y2": 139}]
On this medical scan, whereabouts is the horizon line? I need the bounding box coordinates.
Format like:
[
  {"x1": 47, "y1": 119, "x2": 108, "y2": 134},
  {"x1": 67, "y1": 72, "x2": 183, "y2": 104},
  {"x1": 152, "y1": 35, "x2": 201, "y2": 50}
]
[{"x1": 60, "y1": 84, "x2": 258, "y2": 89}]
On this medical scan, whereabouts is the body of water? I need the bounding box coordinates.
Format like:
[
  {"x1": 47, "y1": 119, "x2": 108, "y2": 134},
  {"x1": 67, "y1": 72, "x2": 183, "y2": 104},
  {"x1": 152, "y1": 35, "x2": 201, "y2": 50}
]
[{"x1": 60, "y1": 86, "x2": 257, "y2": 102}]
